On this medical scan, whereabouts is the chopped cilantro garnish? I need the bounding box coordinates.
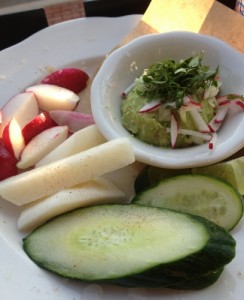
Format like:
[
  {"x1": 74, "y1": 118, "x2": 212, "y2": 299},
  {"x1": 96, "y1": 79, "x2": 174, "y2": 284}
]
[{"x1": 135, "y1": 53, "x2": 219, "y2": 109}]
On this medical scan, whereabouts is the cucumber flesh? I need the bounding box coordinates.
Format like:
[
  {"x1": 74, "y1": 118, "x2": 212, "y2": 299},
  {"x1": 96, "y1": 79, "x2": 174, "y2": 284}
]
[
  {"x1": 133, "y1": 174, "x2": 243, "y2": 230},
  {"x1": 23, "y1": 204, "x2": 235, "y2": 289}
]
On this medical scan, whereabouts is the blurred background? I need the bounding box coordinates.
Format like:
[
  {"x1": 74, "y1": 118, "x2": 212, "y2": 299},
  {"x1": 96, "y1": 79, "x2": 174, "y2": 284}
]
[{"x1": 0, "y1": 0, "x2": 239, "y2": 50}]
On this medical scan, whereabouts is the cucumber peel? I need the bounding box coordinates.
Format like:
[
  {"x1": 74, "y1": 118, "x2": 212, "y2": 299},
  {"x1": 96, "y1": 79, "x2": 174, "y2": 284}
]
[
  {"x1": 133, "y1": 174, "x2": 243, "y2": 230},
  {"x1": 23, "y1": 204, "x2": 236, "y2": 289}
]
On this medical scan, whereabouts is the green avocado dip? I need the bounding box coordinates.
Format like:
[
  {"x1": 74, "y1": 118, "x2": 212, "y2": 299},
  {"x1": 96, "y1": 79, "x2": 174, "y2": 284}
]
[{"x1": 121, "y1": 53, "x2": 221, "y2": 148}]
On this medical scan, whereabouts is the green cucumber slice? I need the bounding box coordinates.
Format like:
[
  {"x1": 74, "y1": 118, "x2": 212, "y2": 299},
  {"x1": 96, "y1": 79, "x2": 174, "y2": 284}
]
[
  {"x1": 133, "y1": 174, "x2": 243, "y2": 230},
  {"x1": 23, "y1": 204, "x2": 235, "y2": 289},
  {"x1": 134, "y1": 165, "x2": 191, "y2": 193}
]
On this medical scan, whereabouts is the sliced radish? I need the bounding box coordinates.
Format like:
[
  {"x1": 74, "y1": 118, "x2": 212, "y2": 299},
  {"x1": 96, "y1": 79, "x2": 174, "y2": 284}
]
[
  {"x1": 2, "y1": 118, "x2": 25, "y2": 159},
  {"x1": 49, "y1": 110, "x2": 94, "y2": 133},
  {"x1": 121, "y1": 82, "x2": 136, "y2": 98},
  {"x1": 178, "y1": 129, "x2": 212, "y2": 141},
  {"x1": 189, "y1": 110, "x2": 211, "y2": 133},
  {"x1": 208, "y1": 104, "x2": 230, "y2": 133},
  {"x1": 213, "y1": 105, "x2": 229, "y2": 124},
  {"x1": 166, "y1": 128, "x2": 212, "y2": 143},
  {"x1": 139, "y1": 99, "x2": 161, "y2": 113},
  {"x1": 217, "y1": 94, "x2": 240, "y2": 103},
  {"x1": 219, "y1": 99, "x2": 244, "y2": 110},
  {"x1": 208, "y1": 132, "x2": 217, "y2": 150},
  {"x1": 170, "y1": 113, "x2": 179, "y2": 148},
  {"x1": 180, "y1": 102, "x2": 201, "y2": 111}
]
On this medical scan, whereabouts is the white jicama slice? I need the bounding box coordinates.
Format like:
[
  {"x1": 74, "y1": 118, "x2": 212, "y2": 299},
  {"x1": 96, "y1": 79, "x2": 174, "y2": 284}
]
[
  {"x1": 17, "y1": 177, "x2": 127, "y2": 231},
  {"x1": 36, "y1": 125, "x2": 106, "y2": 167},
  {"x1": 26, "y1": 84, "x2": 79, "y2": 111},
  {"x1": 0, "y1": 137, "x2": 135, "y2": 205},
  {"x1": 17, "y1": 126, "x2": 69, "y2": 169}
]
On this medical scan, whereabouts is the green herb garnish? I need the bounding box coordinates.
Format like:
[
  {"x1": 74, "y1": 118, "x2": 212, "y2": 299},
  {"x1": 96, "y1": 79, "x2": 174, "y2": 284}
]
[{"x1": 135, "y1": 52, "x2": 219, "y2": 109}]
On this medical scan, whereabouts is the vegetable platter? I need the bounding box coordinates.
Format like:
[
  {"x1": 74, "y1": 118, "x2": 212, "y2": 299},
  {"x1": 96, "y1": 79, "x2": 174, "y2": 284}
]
[{"x1": 0, "y1": 15, "x2": 244, "y2": 300}]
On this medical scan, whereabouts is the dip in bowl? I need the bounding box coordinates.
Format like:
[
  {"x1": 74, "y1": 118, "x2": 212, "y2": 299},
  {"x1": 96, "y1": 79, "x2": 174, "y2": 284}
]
[{"x1": 91, "y1": 31, "x2": 244, "y2": 168}]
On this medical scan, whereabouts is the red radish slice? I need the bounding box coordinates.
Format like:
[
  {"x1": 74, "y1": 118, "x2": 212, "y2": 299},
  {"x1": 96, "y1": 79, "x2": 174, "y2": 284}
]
[
  {"x1": 139, "y1": 99, "x2": 161, "y2": 113},
  {"x1": 0, "y1": 140, "x2": 18, "y2": 181},
  {"x1": 0, "y1": 91, "x2": 39, "y2": 137},
  {"x1": 209, "y1": 133, "x2": 217, "y2": 150},
  {"x1": 49, "y1": 110, "x2": 94, "y2": 133},
  {"x1": 26, "y1": 84, "x2": 80, "y2": 112},
  {"x1": 121, "y1": 83, "x2": 136, "y2": 98},
  {"x1": 189, "y1": 110, "x2": 211, "y2": 133},
  {"x1": 17, "y1": 126, "x2": 69, "y2": 169},
  {"x1": 41, "y1": 68, "x2": 89, "y2": 94},
  {"x1": 22, "y1": 112, "x2": 57, "y2": 144},
  {"x1": 213, "y1": 105, "x2": 229, "y2": 124},
  {"x1": 217, "y1": 94, "x2": 240, "y2": 103},
  {"x1": 170, "y1": 113, "x2": 179, "y2": 148},
  {"x1": 219, "y1": 99, "x2": 244, "y2": 109},
  {"x1": 208, "y1": 105, "x2": 229, "y2": 132},
  {"x1": 178, "y1": 129, "x2": 212, "y2": 141},
  {"x1": 181, "y1": 101, "x2": 201, "y2": 111},
  {"x1": 2, "y1": 118, "x2": 25, "y2": 159}
]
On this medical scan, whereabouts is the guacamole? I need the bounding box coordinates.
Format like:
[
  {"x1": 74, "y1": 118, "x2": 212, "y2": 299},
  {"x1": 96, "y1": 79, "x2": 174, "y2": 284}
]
[{"x1": 121, "y1": 53, "x2": 220, "y2": 148}]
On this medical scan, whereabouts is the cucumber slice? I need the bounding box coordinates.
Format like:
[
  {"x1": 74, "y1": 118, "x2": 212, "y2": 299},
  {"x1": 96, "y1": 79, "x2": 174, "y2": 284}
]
[
  {"x1": 133, "y1": 174, "x2": 243, "y2": 230},
  {"x1": 23, "y1": 204, "x2": 235, "y2": 289},
  {"x1": 134, "y1": 165, "x2": 191, "y2": 193}
]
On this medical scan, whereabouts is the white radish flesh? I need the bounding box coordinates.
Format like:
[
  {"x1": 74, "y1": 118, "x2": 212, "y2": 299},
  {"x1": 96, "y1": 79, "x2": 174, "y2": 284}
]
[
  {"x1": 36, "y1": 125, "x2": 106, "y2": 167},
  {"x1": 26, "y1": 84, "x2": 79, "y2": 111},
  {"x1": 17, "y1": 126, "x2": 69, "y2": 169},
  {"x1": 49, "y1": 110, "x2": 94, "y2": 133}
]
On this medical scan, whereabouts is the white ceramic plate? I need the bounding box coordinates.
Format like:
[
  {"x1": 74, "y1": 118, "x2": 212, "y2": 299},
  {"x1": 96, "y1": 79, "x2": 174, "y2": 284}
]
[{"x1": 0, "y1": 16, "x2": 243, "y2": 300}]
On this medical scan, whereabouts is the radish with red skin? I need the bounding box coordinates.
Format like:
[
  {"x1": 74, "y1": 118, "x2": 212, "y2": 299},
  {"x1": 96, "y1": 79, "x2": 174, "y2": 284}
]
[
  {"x1": 139, "y1": 99, "x2": 161, "y2": 113},
  {"x1": 41, "y1": 68, "x2": 89, "y2": 94},
  {"x1": 219, "y1": 99, "x2": 244, "y2": 109},
  {"x1": 22, "y1": 112, "x2": 57, "y2": 144},
  {"x1": 17, "y1": 125, "x2": 69, "y2": 169},
  {"x1": 0, "y1": 139, "x2": 18, "y2": 181},
  {"x1": 209, "y1": 133, "x2": 217, "y2": 150},
  {"x1": 26, "y1": 84, "x2": 80, "y2": 112},
  {"x1": 122, "y1": 83, "x2": 136, "y2": 99},
  {"x1": 0, "y1": 92, "x2": 39, "y2": 137},
  {"x1": 49, "y1": 110, "x2": 94, "y2": 133},
  {"x1": 2, "y1": 119, "x2": 25, "y2": 160}
]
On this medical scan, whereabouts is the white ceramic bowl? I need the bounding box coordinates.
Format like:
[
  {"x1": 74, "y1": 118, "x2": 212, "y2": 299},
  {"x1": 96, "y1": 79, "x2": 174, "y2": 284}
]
[{"x1": 91, "y1": 31, "x2": 244, "y2": 168}]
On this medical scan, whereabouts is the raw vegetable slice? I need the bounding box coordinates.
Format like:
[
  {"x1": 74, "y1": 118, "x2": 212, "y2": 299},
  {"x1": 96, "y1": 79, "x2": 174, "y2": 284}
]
[
  {"x1": 0, "y1": 137, "x2": 135, "y2": 205},
  {"x1": 132, "y1": 174, "x2": 243, "y2": 230},
  {"x1": 134, "y1": 165, "x2": 191, "y2": 193},
  {"x1": 18, "y1": 177, "x2": 127, "y2": 231},
  {"x1": 23, "y1": 204, "x2": 235, "y2": 289},
  {"x1": 36, "y1": 125, "x2": 106, "y2": 167}
]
